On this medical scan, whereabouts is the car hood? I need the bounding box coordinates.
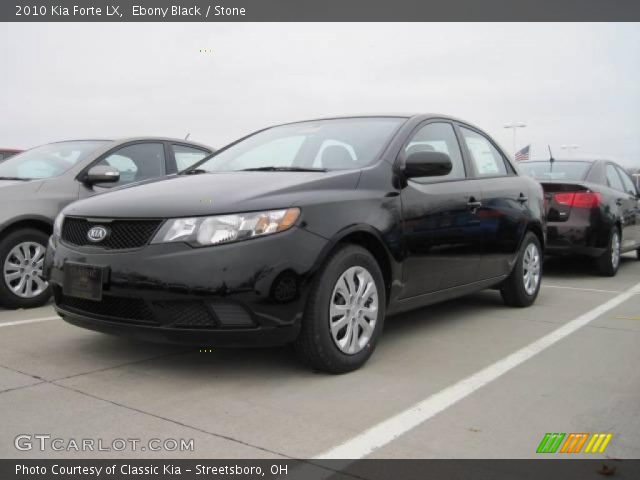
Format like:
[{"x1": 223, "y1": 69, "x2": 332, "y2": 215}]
[{"x1": 64, "y1": 170, "x2": 361, "y2": 218}]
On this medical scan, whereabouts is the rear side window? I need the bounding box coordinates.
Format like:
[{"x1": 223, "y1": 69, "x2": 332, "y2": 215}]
[
  {"x1": 460, "y1": 127, "x2": 508, "y2": 177},
  {"x1": 404, "y1": 122, "x2": 465, "y2": 181},
  {"x1": 615, "y1": 166, "x2": 638, "y2": 196},
  {"x1": 606, "y1": 164, "x2": 624, "y2": 192},
  {"x1": 172, "y1": 144, "x2": 209, "y2": 171}
]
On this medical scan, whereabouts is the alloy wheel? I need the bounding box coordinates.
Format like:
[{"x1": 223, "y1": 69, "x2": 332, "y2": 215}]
[
  {"x1": 522, "y1": 242, "x2": 541, "y2": 296},
  {"x1": 611, "y1": 231, "x2": 620, "y2": 270},
  {"x1": 3, "y1": 241, "x2": 48, "y2": 298},
  {"x1": 329, "y1": 266, "x2": 379, "y2": 355}
]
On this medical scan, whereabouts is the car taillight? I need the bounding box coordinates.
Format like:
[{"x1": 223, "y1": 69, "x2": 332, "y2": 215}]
[{"x1": 554, "y1": 192, "x2": 601, "y2": 208}]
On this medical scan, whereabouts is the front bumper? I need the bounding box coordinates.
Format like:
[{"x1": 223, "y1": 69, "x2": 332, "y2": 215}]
[{"x1": 45, "y1": 227, "x2": 328, "y2": 347}]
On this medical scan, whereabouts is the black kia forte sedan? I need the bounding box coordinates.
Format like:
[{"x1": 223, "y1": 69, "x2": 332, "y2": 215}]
[
  {"x1": 46, "y1": 115, "x2": 545, "y2": 373},
  {"x1": 520, "y1": 159, "x2": 640, "y2": 276}
]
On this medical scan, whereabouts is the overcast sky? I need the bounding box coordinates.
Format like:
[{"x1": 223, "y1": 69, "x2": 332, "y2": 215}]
[{"x1": 1, "y1": 23, "x2": 639, "y2": 166}]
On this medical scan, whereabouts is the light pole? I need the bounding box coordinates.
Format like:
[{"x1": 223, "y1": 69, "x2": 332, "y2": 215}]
[
  {"x1": 504, "y1": 122, "x2": 527, "y2": 156},
  {"x1": 561, "y1": 144, "x2": 580, "y2": 158}
]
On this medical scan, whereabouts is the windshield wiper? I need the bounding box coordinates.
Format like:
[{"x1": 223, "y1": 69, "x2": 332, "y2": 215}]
[
  {"x1": 180, "y1": 169, "x2": 209, "y2": 175},
  {"x1": 240, "y1": 166, "x2": 328, "y2": 172},
  {"x1": 0, "y1": 176, "x2": 32, "y2": 181}
]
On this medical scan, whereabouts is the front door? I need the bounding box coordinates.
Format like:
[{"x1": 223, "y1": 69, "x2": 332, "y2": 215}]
[
  {"x1": 612, "y1": 164, "x2": 640, "y2": 249},
  {"x1": 400, "y1": 121, "x2": 483, "y2": 298},
  {"x1": 79, "y1": 142, "x2": 167, "y2": 198}
]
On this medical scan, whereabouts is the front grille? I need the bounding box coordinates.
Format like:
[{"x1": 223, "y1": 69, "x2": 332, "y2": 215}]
[
  {"x1": 154, "y1": 301, "x2": 216, "y2": 328},
  {"x1": 61, "y1": 217, "x2": 162, "y2": 250},
  {"x1": 58, "y1": 293, "x2": 158, "y2": 325}
]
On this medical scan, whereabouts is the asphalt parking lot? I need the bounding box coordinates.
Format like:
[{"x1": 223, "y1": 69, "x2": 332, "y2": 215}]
[{"x1": 0, "y1": 254, "x2": 638, "y2": 460}]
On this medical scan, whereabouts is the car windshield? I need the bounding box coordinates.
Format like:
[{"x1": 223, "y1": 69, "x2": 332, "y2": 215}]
[
  {"x1": 0, "y1": 140, "x2": 109, "y2": 180},
  {"x1": 520, "y1": 161, "x2": 592, "y2": 181},
  {"x1": 193, "y1": 117, "x2": 406, "y2": 173}
]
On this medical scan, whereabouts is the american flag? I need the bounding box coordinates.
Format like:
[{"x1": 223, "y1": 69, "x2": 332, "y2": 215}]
[{"x1": 515, "y1": 145, "x2": 530, "y2": 162}]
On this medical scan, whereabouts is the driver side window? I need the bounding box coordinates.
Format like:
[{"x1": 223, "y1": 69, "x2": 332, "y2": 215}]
[
  {"x1": 404, "y1": 122, "x2": 465, "y2": 181},
  {"x1": 95, "y1": 143, "x2": 166, "y2": 186}
]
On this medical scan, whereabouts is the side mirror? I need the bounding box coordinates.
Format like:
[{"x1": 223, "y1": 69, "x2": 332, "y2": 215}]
[
  {"x1": 85, "y1": 165, "x2": 120, "y2": 185},
  {"x1": 404, "y1": 150, "x2": 453, "y2": 178}
]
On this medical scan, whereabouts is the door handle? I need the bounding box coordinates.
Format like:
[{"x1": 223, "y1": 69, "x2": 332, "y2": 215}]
[
  {"x1": 517, "y1": 194, "x2": 529, "y2": 203},
  {"x1": 616, "y1": 198, "x2": 623, "y2": 206}
]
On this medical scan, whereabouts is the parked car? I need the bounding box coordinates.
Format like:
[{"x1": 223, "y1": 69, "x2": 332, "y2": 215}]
[
  {"x1": 520, "y1": 158, "x2": 640, "y2": 275},
  {"x1": 45, "y1": 115, "x2": 545, "y2": 373},
  {"x1": 0, "y1": 137, "x2": 213, "y2": 309},
  {"x1": 0, "y1": 148, "x2": 22, "y2": 161}
]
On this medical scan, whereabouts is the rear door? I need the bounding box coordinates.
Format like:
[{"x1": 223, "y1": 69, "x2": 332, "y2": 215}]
[
  {"x1": 457, "y1": 125, "x2": 530, "y2": 280},
  {"x1": 400, "y1": 120, "x2": 484, "y2": 298},
  {"x1": 612, "y1": 164, "x2": 640, "y2": 248}
]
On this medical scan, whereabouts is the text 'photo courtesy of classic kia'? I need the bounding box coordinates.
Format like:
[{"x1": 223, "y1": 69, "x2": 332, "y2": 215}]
[
  {"x1": 45, "y1": 115, "x2": 546, "y2": 373},
  {"x1": 0, "y1": 138, "x2": 213, "y2": 309}
]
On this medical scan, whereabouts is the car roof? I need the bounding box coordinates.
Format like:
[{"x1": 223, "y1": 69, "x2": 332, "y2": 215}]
[
  {"x1": 46, "y1": 137, "x2": 212, "y2": 150},
  {"x1": 114, "y1": 137, "x2": 212, "y2": 150},
  {"x1": 521, "y1": 158, "x2": 600, "y2": 164},
  {"x1": 276, "y1": 113, "x2": 467, "y2": 123},
  {"x1": 267, "y1": 113, "x2": 488, "y2": 134}
]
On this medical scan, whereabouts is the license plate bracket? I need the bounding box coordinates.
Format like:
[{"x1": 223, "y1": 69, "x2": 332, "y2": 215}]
[{"x1": 63, "y1": 262, "x2": 106, "y2": 301}]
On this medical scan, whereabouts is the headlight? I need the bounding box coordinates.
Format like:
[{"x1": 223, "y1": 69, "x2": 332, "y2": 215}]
[
  {"x1": 53, "y1": 212, "x2": 64, "y2": 238},
  {"x1": 151, "y1": 208, "x2": 300, "y2": 247}
]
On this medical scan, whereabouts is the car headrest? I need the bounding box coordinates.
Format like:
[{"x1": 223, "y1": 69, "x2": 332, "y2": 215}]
[{"x1": 321, "y1": 145, "x2": 355, "y2": 170}]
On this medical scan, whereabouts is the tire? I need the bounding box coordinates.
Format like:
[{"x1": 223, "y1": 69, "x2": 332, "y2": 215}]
[
  {"x1": 595, "y1": 227, "x2": 621, "y2": 277},
  {"x1": 501, "y1": 232, "x2": 542, "y2": 308},
  {"x1": 294, "y1": 244, "x2": 386, "y2": 374},
  {"x1": 0, "y1": 229, "x2": 51, "y2": 309}
]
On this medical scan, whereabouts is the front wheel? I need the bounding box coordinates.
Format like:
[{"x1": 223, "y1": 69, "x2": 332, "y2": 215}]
[
  {"x1": 500, "y1": 232, "x2": 542, "y2": 308},
  {"x1": 595, "y1": 227, "x2": 621, "y2": 277},
  {"x1": 294, "y1": 245, "x2": 385, "y2": 374},
  {"x1": 0, "y1": 229, "x2": 51, "y2": 309}
]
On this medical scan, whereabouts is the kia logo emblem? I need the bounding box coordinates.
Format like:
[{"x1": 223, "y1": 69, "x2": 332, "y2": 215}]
[{"x1": 87, "y1": 226, "x2": 109, "y2": 243}]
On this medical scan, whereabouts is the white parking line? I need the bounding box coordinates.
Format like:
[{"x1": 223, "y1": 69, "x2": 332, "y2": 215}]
[
  {"x1": 0, "y1": 316, "x2": 60, "y2": 328},
  {"x1": 542, "y1": 284, "x2": 622, "y2": 294},
  {"x1": 316, "y1": 280, "x2": 640, "y2": 460}
]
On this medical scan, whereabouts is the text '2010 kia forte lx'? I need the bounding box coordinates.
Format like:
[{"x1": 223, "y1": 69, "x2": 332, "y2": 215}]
[{"x1": 45, "y1": 115, "x2": 545, "y2": 373}]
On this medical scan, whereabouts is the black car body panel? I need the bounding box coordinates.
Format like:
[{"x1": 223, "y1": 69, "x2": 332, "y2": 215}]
[
  {"x1": 46, "y1": 115, "x2": 545, "y2": 346},
  {"x1": 520, "y1": 159, "x2": 640, "y2": 257}
]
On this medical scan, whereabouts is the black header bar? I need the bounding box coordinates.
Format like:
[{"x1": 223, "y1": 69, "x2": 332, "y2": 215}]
[{"x1": 2, "y1": 0, "x2": 640, "y2": 22}]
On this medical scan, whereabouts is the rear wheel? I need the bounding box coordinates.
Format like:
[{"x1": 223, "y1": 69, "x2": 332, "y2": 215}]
[
  {"x1": 595, "y1": 227, "x2": 621, "y2": 277},
  {"x1": 294, "y1": 245, "x2": 385, "y2": 374},
  {"x1": 0, "y1": 229, "x2": 51, "y2": 309},
  {"x1": 500, "y1": 232, "x2": 542, "y2": 308}
]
